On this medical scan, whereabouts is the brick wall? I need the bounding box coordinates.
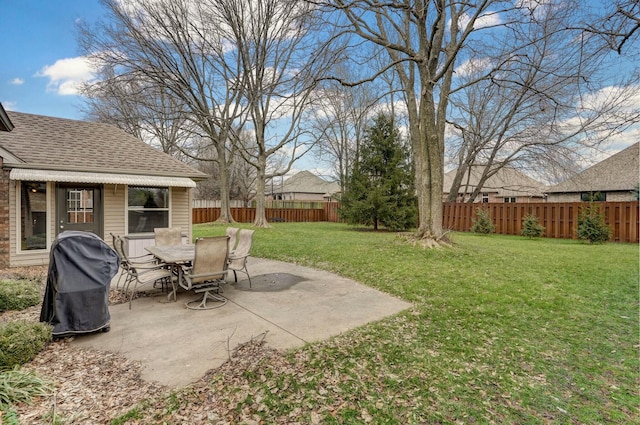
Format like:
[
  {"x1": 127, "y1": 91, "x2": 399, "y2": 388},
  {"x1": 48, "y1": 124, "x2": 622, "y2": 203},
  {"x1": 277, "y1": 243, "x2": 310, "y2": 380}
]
[{"x1": 0, "y1": 158, "x2": 10, "y2": 268}]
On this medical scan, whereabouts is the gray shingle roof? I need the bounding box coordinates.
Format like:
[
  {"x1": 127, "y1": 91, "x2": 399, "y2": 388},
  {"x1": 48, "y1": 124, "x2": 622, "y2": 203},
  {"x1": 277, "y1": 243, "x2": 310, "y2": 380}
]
[
  {"x1": 276, "y1": 171, "x2": 340, "y2": 195},
  {"x1": 0, "y1": 111, "x2": 206, "y2": 179},
  {"x1": 546, "y1": 143, "x2": 639, "y2": 193},
  {"x1": 443, "y1": 166, "x2": 546, "y2": 198}
]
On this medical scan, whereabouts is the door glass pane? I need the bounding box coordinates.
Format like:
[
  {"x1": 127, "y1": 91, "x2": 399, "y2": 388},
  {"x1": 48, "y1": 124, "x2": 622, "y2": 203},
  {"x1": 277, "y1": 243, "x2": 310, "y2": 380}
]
[
  {"x1": 21, "y1": 182, "x2": 47, "y2": 250},
  {"x1": 67, "y1": 189, "x2": 94, "y2": 224}
]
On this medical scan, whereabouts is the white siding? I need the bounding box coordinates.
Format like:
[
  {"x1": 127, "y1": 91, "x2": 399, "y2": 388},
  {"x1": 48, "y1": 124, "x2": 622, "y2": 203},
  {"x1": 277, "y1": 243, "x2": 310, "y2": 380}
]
[
  {"x1": 547, "y1": 191, "x2": 635, "y2": 202},
  {"x1": 171, "y1": 187, "x2": 191, "y2": 241},
  {"x1": 103, "y1": 184, "x2": 126, "y2": 248}
]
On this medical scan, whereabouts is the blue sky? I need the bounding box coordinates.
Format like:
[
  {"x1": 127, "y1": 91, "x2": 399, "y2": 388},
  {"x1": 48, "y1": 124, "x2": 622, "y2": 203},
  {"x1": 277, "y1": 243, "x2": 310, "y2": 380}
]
[
  {"x1": 1, "y1": 0, "x2": 637, "y2": 166},
  {"x1": 1, "y1": 0, "x2": 105, "y2": 119}
]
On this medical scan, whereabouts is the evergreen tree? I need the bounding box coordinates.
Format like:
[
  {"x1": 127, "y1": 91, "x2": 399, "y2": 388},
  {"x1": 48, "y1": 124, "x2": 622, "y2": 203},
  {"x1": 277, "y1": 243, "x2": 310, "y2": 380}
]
[{"x1": 339, "y1": 114, "x2": 417, "y2": 231}]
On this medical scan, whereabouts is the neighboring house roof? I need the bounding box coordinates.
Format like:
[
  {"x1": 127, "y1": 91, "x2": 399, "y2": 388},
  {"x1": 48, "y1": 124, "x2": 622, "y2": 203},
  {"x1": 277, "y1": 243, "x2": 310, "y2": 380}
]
[
  {"x1": 443, "y1": 166, "x2": 546, "y2": 198},
  {"x1": 275, "y1": 170, "x2": 340, "y2": 195},
  {"x1": 0, "y1": 110, "x2": 207, "y2": 184},
  {"x1": 547, "y1": 143, "x2": 639, "y2": 194}
]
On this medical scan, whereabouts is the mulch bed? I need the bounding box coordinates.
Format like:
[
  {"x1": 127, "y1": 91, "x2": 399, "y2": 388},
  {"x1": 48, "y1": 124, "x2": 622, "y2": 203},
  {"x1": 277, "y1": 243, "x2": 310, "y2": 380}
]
[{"x1": 1, "y1": 266, "x2": 287, "y2": 424}]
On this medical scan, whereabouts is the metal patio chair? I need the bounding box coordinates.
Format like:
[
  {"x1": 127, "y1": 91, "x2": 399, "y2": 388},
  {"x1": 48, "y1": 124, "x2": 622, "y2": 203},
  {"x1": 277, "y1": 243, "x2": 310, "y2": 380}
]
[
  {"x1": 228, "y1": 229, "x2": 255, "y2": 288},
  {"x1": 110, "y1": 233, "x2": 156, "y2": 291},
  {"x1": 181, "y1": 236, "x2": 230, "y2": 310},
  {"x1": 154, "y1": 227, "x2": 182, "y2": 246},
  {"x1": 116, "y1": 237, "x2": 174, "y2": 309},
  {"x1": 226, "y1": 227, "x2": 240, "y2": 254}
]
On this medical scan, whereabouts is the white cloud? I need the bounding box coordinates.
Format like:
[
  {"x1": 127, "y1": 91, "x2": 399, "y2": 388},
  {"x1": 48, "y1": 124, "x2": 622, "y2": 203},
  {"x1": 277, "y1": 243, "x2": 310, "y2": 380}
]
[
  {"x1": 454, "y1": 57, "x2": 492, "y2": 77},
  {"x1": 516, "y1": 0, "x2": 554, "y2": 20},
  {"x1": 1, "y1": 101, "x2": 17, "y2": 111},
  {"x1": 10, "y1": 78, "x2": 24, "y2": 85},
  {"x1": 35, "y1": 56, "x2": 97, "y2": 96},
  {"x1": 457, "y1": 11, "x2": 502, "y2": 30}
]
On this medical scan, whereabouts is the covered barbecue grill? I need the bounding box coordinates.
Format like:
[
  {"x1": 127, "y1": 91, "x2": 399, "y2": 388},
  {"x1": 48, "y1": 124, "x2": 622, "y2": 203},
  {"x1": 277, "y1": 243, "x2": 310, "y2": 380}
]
[{"x1": 40, "y1": 231, "x2": 120, "y2": 337}]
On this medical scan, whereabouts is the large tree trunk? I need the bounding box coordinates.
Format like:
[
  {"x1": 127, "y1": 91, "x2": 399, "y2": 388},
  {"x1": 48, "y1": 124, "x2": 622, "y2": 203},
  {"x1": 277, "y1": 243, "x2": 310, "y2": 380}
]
[
  {"x1": 215, "y1": 143, "x2": 235, "y2": 224},
  {"x1": 253, "y1": 154, "x2": 270, "y2": 228},
  {"x1": 415, "y1": 103, "x2": 444, "y2": 241}
]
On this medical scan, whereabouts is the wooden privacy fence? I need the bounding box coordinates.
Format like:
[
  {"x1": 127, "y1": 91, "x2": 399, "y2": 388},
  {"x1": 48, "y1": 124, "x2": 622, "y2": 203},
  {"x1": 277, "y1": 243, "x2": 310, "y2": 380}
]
[
  {"x1": 192, "y1": 202, "x2": 340, "y2": 224},
  {"x1": 192, "y1": 201, "x2": 639, "y2": 243},
  {"x1": 443, "y1": 201, "x2": 639, "y2": 243}
]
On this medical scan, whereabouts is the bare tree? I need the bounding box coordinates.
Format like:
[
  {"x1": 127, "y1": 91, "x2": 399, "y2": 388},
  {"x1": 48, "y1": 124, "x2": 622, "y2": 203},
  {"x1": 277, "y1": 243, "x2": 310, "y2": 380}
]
[
  {"x1": 79, "y1": 0, "x2": 250, "y2": 223},
  {"x1": 82, "y1": 67, "x2": 193, "y2": 160},
  {"x1": 194, "y1": 141, "x2": 257, "y2": 205},
  {"x1": 315, "y1": 0, "x2": 504, "y2": 244},
  {"x1": 582, "y1": 1, "x2": 640, "y2": 55},
  {"x1": 211, "y1": 0, "x2": 334, "y2": 227},
  {"x1": 189, "y1": 128, "x2": 255, "y2": 204},
  {"x1": 445, "y1": 1, "x2": 640, "y2": 202},
  {"x1": 315, "y1": 1, "x2": 638, "y2": 244},
  {"x1": 308, "y1": 75, "x2": 381, "y2": 192},
  {"x1": 81, "y1": 67, "x2": 146, "y2": 140}
]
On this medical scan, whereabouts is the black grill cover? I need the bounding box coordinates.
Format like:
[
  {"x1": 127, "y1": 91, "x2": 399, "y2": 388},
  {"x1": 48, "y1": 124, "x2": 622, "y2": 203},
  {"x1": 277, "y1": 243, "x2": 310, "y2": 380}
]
[{"x1": 40, "y1": 231, "x2": 120, "y2": 337}]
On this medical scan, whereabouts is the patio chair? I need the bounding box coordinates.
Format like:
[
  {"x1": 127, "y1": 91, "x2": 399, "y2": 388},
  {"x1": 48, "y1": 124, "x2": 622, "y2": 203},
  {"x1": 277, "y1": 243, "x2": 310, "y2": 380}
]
[
  {"x1": 117, "y1": 238, "x2": 174, "y2": 309},
  {"x1": 181, "y1": 236, "x2": 230, "y2": 310},
  {"x1": 228, "y1": 229, "x2": 254, "y2": 288},
  {"x1": 154, "y1": 227, "x2": 182, "y2": 246},
  {"x1": 110, "y1": 233, "x2": 156, "y2": 291},
  {"x1": 226, "y1": 227, "x2": 240, "y2": 254}
]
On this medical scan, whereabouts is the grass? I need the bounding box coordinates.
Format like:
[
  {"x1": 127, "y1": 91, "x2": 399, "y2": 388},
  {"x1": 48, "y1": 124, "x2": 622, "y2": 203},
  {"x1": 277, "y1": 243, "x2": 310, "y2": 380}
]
[
  {"x1": 0, "y1": 368, "x2": 53, "y2": 411},
  {"x1": 184, "y1": 222, "x2": 638, "y2": 422}
]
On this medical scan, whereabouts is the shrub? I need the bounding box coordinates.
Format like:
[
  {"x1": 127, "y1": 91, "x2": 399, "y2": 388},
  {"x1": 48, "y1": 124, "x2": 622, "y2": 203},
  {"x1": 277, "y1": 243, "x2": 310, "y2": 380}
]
[
  {"x1": 0, "y1": 367, "x2": 52, "y2": 410},
  {"x1": 0, "y1": 321, "x2": 51, "y2": 369},
  {"x1": 521, "y1": 214, "x2": 545, "y2": 239},
  {"x1": 0, "y1": 279, "x2": 41, "y2": 312},
  {"x1": 577, "y1": 204, "x2": 611, "y2": 244},
  {"x1": 470, "y1": 208, "x2": 495, "y2": 234}
]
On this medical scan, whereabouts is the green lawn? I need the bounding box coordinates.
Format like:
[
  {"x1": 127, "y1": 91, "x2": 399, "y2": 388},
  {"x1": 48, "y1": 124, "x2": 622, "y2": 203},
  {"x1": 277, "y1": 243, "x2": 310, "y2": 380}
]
[{"x1": 154, "y1": 223, "x2": 638, "y2": 423}]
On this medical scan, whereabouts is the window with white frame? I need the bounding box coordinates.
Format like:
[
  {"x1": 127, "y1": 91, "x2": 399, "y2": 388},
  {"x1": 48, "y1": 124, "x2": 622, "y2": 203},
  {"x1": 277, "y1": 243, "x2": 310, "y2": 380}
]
[{"x1": 127, "y1": 186, "x2": 169, "y2": 233}]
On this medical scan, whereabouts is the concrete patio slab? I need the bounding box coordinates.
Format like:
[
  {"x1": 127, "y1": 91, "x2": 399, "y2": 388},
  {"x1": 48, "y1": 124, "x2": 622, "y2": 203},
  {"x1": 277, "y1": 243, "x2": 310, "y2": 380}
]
[{"x1": 71, "y1": 258, "x2": 412, "y2": 388}]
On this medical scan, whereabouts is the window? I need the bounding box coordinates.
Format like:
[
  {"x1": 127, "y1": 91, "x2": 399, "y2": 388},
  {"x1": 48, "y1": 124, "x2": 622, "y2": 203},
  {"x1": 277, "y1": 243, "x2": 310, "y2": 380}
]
[
  {"x1": 128, "y1": 187, "x2": 169, "y2": 233},
  {"x1": 504, "y1": 197, "x2": 517, "y2": 203},
  {"x1": 67, "y1": 189, "x2": 94, "y2": 223},
  {"x1": 20, "y1": 181, "x2": 47, "y2": 250},
  {"x1": 581, "y1": 192, "x2": 606, "y2": 202},
  {"x1": 482, "y1": 193, "x2": 489, "y2": 203}
]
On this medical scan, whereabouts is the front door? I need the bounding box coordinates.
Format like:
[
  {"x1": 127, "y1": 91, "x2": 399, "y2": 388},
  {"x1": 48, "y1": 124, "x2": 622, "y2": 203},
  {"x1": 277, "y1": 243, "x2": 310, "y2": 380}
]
[{"x1": 56, "y1": 184, "x2": 103, "y2": 236}]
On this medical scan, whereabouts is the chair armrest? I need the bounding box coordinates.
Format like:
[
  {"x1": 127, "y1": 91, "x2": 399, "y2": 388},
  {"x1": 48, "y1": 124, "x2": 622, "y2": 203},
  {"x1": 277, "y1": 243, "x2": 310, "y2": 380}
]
[
  {"x1": 133, "y1": 263, "x2": 172, "y2": 273},
  {"x1": 128, "y1": 255, "x2": 157, "y2": 264}
]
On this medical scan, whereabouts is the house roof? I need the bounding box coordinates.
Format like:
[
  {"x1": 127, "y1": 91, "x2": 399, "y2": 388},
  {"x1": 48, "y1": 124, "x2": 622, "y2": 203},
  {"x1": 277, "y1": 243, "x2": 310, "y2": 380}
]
[
  {"x1": 546, "y1": 143, "x2": 639, "y2": 193},
  {"x1": 0, "y1": 110, "x2": 207, "y2": 182},
  {"x1": 275, "y1": 170, "x2": 340, "y2": 195},
  {"x1": 0, "y1": 104, "x2": 14, "y2": 132},
  {"x1": 443, "y1": 166, "x2": 546, "y2": 198}
]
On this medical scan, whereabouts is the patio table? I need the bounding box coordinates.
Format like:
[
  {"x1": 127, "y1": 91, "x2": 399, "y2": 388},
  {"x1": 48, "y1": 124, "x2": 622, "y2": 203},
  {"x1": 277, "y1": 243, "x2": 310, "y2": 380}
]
[{"x1": 146, "y1": 244, "x2": 195, "y2": 300}]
